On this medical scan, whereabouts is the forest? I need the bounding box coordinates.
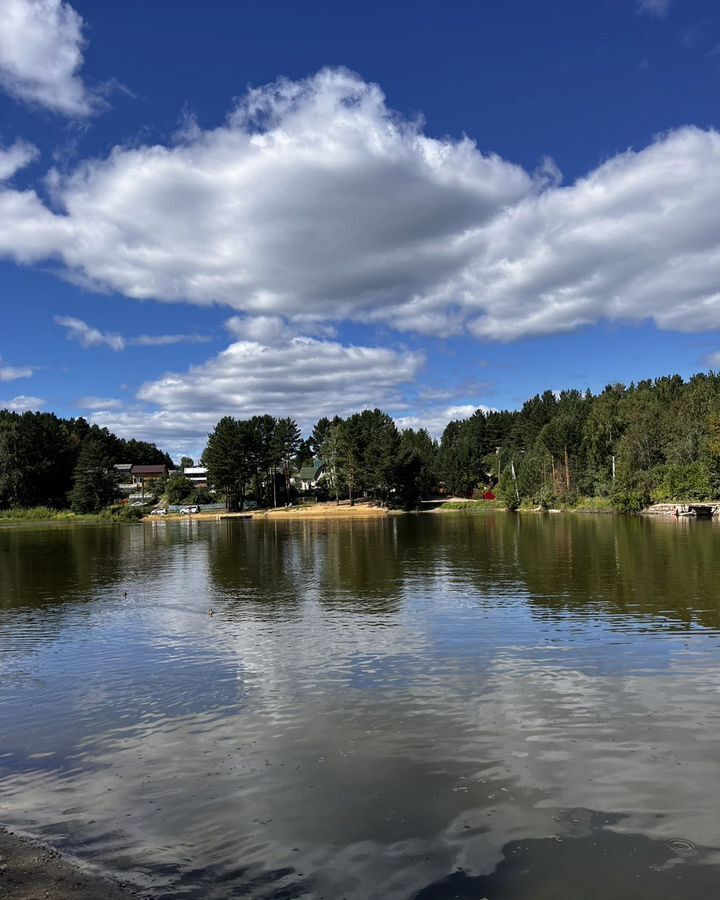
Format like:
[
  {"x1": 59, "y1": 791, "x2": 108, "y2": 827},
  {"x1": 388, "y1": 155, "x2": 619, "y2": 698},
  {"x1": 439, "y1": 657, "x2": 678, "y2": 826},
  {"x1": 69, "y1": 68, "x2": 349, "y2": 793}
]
[
  {"x1": 203, "y1": 372, "x2": 720, "y2": 512},
  {"x1": 0, "y1": 411, "x2": 171, "y2": 513},
  {"x1": 3, "y1": 371, "x2": 720, "y2": 513}
]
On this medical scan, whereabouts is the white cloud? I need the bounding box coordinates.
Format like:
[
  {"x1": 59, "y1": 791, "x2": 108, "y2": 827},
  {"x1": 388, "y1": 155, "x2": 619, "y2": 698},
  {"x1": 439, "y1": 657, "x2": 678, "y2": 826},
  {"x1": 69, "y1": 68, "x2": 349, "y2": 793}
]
[
  {"x1": 225, "y1": 315, "x2": 336, "y2": 344},
  {"x1": 637, "y1": 0, "x2": 671, "y2": 18},
  {"x1": 55, "y1": 315, "x2": 125, "y2": 350},
  {"x1": 76, "y1": 396, "x2": 124, "y2": 410},
  {"x1": 0, "y1": 0, "x2": 101, "y2": 116},
  {"x1": 1, "y1": 72, "x2": 720, "y2": 341},
  {"x1": 0, "y1": 356, "x2": 33, "y2": 381},
  {"x1": 395, "y1": 403, "x2": 493, "y2": 438},
  {"x1": 0, "y1": 68, "x2": 532, "y2": 332},
  {"x1": 130, "y1": 333, "x2": 211, "y2": 347},
  {"x1": 88, "y1": 334, "x2": 424, "y2": 455},
  {"x1": 0, "y1": 138, "x2": 38, "y2": 181},
  {"x1": 1, "y1": 394, "x2": 44, "y2": 411},
  {"x1": 55, "y1": 315, "x2": 211, "y2": 350},
  {"x1": 703, "y1": 351, "x2": 720, "y2": 369}
]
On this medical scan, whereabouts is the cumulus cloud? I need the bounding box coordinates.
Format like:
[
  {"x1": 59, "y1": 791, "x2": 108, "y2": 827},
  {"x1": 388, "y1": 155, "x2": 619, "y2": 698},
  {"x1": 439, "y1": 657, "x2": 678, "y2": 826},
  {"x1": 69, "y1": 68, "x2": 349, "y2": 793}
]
[
  {"x1": 0, "y1": 68, "x2": 532, "y2": 333},
  {"x1": 0, "y1": 0, "x2": 101, "y2": 116},
  {"x1": 395, "y1": 403, "x2": 493, "y2": 438},
  {"x1": 1, "y1": 394, "x2": 44, "y2": 411},
  {"x1": 55, "y1": 315, "x2": 211, "y2": 350},
  {"x1": 87, "y1": 334, "x2": 424, "y2": 454},
  {"x1": 637, "y1": 0, "x2": 671, "y2": 18},
  {"x1": 1, "y1": 71, "x2": 720, "y2": 340},
  {"x1": 0, "y1": 138, "x2": 38, "y2": 181}
]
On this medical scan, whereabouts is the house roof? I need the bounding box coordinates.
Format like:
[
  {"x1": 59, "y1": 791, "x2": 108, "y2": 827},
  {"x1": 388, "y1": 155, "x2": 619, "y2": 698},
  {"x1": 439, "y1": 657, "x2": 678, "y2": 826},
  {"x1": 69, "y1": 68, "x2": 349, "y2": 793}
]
[
  {"x1": 297, "y1": 461, "x2": 325, "y2": 481},
  {"x1": 131, "y1": 464, "x2": 167, "y2": 475}
]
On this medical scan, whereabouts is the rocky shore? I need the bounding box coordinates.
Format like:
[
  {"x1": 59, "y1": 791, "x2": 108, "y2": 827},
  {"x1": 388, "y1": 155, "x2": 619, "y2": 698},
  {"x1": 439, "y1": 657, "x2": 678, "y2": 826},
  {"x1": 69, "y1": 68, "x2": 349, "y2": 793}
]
[{"x1": 0, "y1": 828, "x2": 148, "y2": 900}]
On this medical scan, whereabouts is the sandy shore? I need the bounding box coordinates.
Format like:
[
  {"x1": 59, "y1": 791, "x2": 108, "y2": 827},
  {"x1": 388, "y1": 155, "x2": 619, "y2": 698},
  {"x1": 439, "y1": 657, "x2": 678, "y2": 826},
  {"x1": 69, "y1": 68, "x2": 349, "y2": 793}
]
[
  {"x1": 260, "y1": 501, "x2": 390, "y2": 519},
  {"x1": 0, "y1": 828, "x2": 149, "y2": 900},
  {"x1": 146, "y1": 501, "x2": 392, "y2": 522}
]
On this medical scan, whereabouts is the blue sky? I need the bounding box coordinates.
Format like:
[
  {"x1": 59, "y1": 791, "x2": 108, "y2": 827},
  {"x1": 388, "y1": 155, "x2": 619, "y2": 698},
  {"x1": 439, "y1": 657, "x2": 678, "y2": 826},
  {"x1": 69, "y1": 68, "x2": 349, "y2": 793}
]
[{"x1": 2, "y1": 0, "x2": 720, "y2": 458}]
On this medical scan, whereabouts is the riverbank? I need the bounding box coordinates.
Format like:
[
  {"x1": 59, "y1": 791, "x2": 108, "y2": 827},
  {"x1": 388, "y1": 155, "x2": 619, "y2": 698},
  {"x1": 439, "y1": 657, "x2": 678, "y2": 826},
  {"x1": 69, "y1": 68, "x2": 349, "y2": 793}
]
[
  {"x1": 0, "y1": 507, "x2": 103, "y2": 525},
  {"x1": 0, "y1": 828, "x2": 148, "y2": 900}
]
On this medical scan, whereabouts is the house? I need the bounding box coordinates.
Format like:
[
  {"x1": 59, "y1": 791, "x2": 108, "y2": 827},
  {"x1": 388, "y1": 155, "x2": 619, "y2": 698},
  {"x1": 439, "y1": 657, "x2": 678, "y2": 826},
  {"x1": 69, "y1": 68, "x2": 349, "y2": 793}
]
[
  {"x1": 131, "y1": 464, "x2": 169, "y2": 495},
  {"x1": 183, "y1": 466, "x2": 209, "y2": 489},
  {"x1": 113, "y1": 463, "x2": 135, "y2": 495},
  {"x1": 294, "y1": 460, "x2": 326, "y2": 493}
]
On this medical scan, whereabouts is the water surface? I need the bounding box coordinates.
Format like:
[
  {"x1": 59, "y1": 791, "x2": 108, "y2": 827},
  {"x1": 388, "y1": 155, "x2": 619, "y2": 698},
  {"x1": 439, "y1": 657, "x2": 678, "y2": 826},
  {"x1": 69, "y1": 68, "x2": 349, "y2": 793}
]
[{"x1": 1, "y1": 513, "x2": 720, "y2": 898}]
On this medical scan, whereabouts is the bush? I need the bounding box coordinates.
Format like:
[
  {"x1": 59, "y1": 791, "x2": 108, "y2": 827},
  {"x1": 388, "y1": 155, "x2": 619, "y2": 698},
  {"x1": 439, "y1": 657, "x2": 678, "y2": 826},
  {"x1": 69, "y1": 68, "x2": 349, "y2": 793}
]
[
  {"x1": 166, "y1": 475, "x2": 196, "y2": 504},
  {"x1": 189, "y1": 488, "x2": 213, "y2": 504},
  {"x1": 98, "y1": 504, "x2": 146, "y2": 522},
  {"x1": 611, "y1": 489, "x2": 648, "y2": 513}
]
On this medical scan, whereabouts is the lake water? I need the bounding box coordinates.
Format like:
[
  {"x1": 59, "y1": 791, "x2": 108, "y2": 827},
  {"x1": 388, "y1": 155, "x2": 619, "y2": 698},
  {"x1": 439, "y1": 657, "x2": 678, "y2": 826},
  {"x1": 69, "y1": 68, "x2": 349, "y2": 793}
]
[{"x1": 1, "y1": 513, "x2": 720, "y2": 899}]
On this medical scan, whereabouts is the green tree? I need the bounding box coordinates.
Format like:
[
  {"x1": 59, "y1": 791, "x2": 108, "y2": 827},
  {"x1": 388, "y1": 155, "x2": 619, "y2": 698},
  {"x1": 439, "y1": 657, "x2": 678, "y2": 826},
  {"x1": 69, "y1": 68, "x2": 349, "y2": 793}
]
[
  {"x1": 273, "y1": 417, "x2": 301, "y2": 503},
  {"x1": 166, "y1": 475, "x2": 195, "y2": 504},
  {"x1": 320, "y1": 423, "x2": 343, "y2": 504},
  {"x1": 69, "y1": 434, "x2": 117, "y2": 513},
  {"x1": 203, "y1": 417, "x2": 253, "y2": 511}
]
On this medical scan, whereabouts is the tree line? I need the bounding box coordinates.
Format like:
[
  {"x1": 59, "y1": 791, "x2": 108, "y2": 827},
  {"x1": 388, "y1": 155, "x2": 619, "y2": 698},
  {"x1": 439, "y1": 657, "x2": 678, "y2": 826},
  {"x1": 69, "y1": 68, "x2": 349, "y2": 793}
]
[
  {"x1": 205, "y1": 373, "x2": 720, "y2": 512},
  {"x1": 438, "y1": 372, "x2": 720, "y2": 511},
  {"x1": 0, "y1": 410, "x2": 170, "y2": 513},
  {"x1": 5, "y1": 371, "x2": 720, "y2": 514},
  {"x1": 201, "y1": 410, "x2": 438, "y2": 511}
]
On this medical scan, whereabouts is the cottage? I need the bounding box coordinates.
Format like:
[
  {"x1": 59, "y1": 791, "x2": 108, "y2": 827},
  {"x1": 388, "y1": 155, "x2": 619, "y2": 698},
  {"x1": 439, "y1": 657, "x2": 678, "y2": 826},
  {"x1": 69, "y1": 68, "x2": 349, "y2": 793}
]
[
  {"x1": 183, "y1": 466, "x2": 209, "y2": 489},
  {"x1": 131, "y1": 464, "x2": 169, "y2": 496},
  {"x1": 294, "y1": 460, "x2": 326, "y2": 493}
]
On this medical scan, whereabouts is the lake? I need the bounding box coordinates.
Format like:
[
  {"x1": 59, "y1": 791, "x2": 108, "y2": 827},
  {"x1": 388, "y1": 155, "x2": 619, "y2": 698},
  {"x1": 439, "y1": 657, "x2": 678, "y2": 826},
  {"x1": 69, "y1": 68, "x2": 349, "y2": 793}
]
[{"x1": 1, "y1": 513, "x2": 720, "y2": 899}]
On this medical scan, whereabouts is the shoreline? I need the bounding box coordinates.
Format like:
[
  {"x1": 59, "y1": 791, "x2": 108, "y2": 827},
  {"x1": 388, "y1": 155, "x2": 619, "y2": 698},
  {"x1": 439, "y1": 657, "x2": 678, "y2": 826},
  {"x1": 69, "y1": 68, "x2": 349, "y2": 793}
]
[
  {"x1": 3, "y1": 500, "x2": 720, "y2": 527},
  {"x1": 0, "y1": 827, "x2": 149, "y2": 900}
]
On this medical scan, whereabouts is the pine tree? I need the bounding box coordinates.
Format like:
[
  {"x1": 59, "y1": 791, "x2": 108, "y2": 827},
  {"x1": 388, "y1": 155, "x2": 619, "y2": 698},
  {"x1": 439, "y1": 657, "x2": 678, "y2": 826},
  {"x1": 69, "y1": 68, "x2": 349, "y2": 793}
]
[
  {"x1": 69, "y1": 434, "x2": 116, "y2": 513},
  {"x1": 203, "y1": 417, "x2": 243, "y2": 511}
]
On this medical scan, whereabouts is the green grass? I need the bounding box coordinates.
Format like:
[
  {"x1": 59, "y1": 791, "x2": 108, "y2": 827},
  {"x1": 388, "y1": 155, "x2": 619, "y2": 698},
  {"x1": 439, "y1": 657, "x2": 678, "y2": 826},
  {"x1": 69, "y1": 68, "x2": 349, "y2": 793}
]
[
  {"x1": 440, "y1": 499, "x2": 504, "y2": 511},
  {"x1": 0, "y1": 504, "x2": 146, "y2": 523},
  {"x1": 0, "y1": 506, "x2": 89, "y2": 521}
]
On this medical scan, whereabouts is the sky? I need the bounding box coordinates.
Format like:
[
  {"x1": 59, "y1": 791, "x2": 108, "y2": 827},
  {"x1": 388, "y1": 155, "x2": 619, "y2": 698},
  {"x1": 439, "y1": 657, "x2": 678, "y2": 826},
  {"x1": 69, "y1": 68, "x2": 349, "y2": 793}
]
[{"x1": 2, "y1": 0, "x2": 720, "y2": 460}]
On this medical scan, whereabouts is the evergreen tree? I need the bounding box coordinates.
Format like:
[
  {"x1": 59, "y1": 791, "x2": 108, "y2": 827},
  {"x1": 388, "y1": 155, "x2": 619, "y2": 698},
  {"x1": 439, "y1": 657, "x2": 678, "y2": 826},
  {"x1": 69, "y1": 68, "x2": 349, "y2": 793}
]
[
  {"x1": 203, "y1": 417, "x2": 245, "y2": 511},
  {"x1": 69, "y1": 434, "x2": 117, "y2": 513}
]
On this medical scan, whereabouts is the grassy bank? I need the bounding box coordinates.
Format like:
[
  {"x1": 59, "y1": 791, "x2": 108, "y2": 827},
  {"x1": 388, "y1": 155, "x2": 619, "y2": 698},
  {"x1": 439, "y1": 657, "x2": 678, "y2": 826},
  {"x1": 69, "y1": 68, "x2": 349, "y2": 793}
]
[
  {"x1": 439, "y1": 499, "x2": 505, "y2": 511},
  {"x1": 0, "y1": 506, "x2": 100, "y2": 523},
  {"x1": 0, "y1": 506, "x2": 145, "y2": 525},
  {"x1": 439, "y1": 497, "x2": 617, "y2": 514}
]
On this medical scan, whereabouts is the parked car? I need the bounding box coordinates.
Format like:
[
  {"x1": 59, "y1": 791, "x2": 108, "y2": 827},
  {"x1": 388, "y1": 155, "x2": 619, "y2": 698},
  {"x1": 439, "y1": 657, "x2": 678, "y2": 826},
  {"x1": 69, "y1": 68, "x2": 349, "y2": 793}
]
[
  {"x1": 180, "y1": 505, "x2": 200, "y2": 514},
  {"x1": 151, "y1": 508, "x2": 167, "y2": 516}
]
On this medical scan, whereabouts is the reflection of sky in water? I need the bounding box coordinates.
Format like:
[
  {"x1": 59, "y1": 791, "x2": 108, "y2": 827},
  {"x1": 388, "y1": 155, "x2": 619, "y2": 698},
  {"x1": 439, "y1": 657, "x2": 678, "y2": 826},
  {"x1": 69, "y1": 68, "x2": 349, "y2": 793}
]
[{"x1": 1, "y1": 515, "x2": 720, "y2": 899}]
